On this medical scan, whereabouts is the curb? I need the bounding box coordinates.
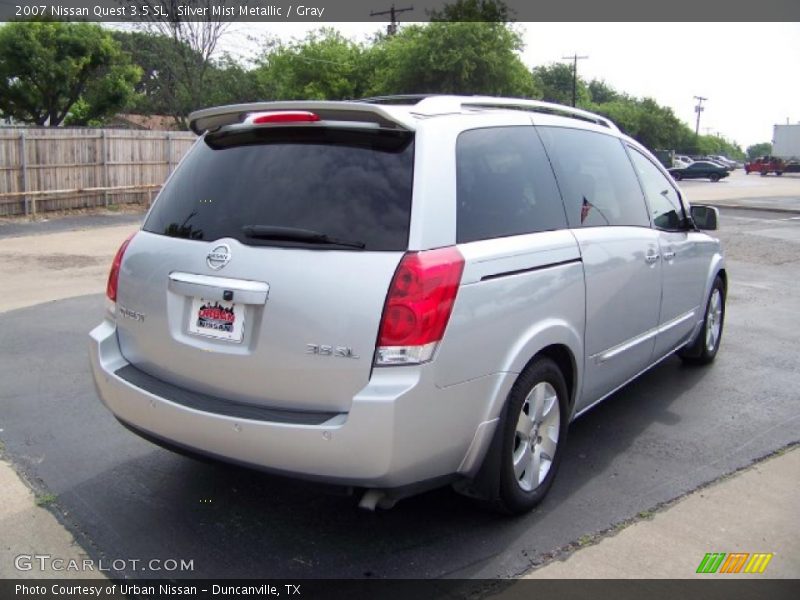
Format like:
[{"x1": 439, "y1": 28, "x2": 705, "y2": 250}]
[{"x1": 708, "y1": 202, "x2": 800, "y2": 215}]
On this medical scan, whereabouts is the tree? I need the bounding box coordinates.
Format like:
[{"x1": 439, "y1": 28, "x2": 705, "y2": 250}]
[
  {"x1": 588, "y1": 79, "x2": 618, "y2": 104},
  {"x1": 696, "y1": 135, "x2": 744, "y2": 160},
  {"x1": 204, "y1": 54, "x2": 262, "y2": 106},
  {"x1": 0, "y1": 21, "x2": 140, "y2": 126},
  {"x1": 532, "y1": 63, "x2": 588, "y2": 107},
  {"x1": 429, "y1": 0, "x2": 513, "y2": 21},
  {"x1": 367, "y1": 21, "x2": 536, "y2": 97},
  {"x1": 113, "y1": 30, "x2": 188, "y2": 116},
  {"x1": 132, "y1": 1, "x2": 230, "y2": 126},
  {"x1": 256, "y1": 29, "x2": 369, "y2": 100},
  {"x1": 746, "y1": 142, "x2": 772, "y2": 160}
]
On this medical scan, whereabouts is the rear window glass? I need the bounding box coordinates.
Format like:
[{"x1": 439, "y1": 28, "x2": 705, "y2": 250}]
[
  {"x1": 456, "y1": 127, "x2": 567, "y2": 243},
  {"x1": 144, "y1": 128, "x2": 414, "y2": 251}
]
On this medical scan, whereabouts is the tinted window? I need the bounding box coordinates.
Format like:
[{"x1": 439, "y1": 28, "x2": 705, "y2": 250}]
[
  {"x1": 537, "y1": 127, "x2": 649, "y2": 228},
  {"x1": 144, "y1": 128, "x2": 414, "y2": 251},
  {"x1": 456, "y1": 127, "x2": 566, "y2": 243},
  {"x1": 628, "y1": 147, "x2": 684, "y2": 230}
]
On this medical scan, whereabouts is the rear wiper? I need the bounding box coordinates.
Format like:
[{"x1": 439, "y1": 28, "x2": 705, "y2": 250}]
[{"x1": 241, "y1": 225, "x2": 366, "y2": 249}]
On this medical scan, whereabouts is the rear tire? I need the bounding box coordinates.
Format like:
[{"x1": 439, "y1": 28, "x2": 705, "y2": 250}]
[
  {"x1": 776, "y1": 171, "x2": 784, "y2": 176},
  {"x1": 494, "y1": 358, "x2": 569, "y2": 514},
  {"x1": 672, "y1": 172, "x2": 682, "y2": 181},
  {"x1": 709, "y1": 173, "x2": 720, "y2": 182},
  {"x1": 678, "y1": 276, "x2": 725, "y2": 365}
]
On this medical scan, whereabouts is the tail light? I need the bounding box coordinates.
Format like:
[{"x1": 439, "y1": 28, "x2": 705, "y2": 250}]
[
  {"x1": 375, "y1": 247, "x2": 464, "y2": 366},
  {"x1": 106, "y1": 233, "x2": 136, "y2": 303}
]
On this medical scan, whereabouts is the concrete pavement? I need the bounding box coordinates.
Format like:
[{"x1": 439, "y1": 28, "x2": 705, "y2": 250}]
[{"x1": 524, "y1": 445, "x2": 800, "y2": 579}]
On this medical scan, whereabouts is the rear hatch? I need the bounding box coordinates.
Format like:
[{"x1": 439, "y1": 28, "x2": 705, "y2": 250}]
[{"x1": 116, "y1": 122, "x2": 414, "y2": 413}]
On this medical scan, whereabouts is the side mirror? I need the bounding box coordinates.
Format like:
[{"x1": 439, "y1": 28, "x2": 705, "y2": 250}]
[{"x1": 691, "y1": 205, "x2": 719, "y2": 231}]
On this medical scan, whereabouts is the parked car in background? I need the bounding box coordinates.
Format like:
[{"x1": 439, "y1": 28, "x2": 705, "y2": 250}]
[
  {"x1": 669, "y1": 160, "x2": 730, "y2": 181},
  {"x1": 691, "y1": 156, "x2": 733, "y2": 171},
  {"x1": 672, "y1": 157, "x2": 693, "y2": 169},
  {"x1": 90, "y1": 96, "x2": 727, "y2": 514},
  {"x1": 674, "y1": 154, "x2": 694, "y2": 165},
  {"x1": 709, "y1": 155, "x2": 737, "y2": 169}
]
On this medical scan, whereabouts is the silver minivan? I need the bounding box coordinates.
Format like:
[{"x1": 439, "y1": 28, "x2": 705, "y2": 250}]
[{"x1": 90, "y1": 96, "x2": 726, "y2": 514}]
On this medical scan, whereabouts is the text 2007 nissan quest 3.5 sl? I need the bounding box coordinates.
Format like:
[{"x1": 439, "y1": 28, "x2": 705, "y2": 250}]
[{"x1": 90, "y1": 96, "x2": 726, "y2": 513}]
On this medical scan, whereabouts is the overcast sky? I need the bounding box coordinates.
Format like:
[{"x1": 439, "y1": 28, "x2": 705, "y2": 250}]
[{"x1": 224, "y1": 21, "x2": 800, "y2": 151}]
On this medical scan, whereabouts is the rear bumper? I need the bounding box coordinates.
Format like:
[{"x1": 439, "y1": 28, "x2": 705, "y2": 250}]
[{"x1": 89, "y1": 319, "x2": 512, "y2": 489}]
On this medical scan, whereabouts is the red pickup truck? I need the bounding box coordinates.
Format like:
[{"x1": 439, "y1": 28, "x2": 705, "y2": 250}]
[{"x1": 745, "y1": 156, "x2": 800, "y2": 176}]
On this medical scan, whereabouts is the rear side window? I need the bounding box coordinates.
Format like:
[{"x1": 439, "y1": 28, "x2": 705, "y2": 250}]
[
  {"x1": 456, "y1": 127, "x2": 567, "y2": 244},
  {"x1": 537, "y1": 127, "x2": 649, "y2": 228},
  {"x1": 144, "y1": 128, "x2": 414, "y2": 251}
]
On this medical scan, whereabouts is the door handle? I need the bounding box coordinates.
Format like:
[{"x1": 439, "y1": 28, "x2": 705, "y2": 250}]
[
  {"x1": 645, "y1": 252, "x2": 660, "y2": 264},
  {"x1": 662, "y1": 250, "x2": 676, "y2": 260}
]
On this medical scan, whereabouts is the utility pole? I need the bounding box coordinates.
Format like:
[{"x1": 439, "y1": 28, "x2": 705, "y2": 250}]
[
  {"x1": 562, "y1": 53, "x2": 588, "y2": 107},
  {"x1": 694, "y1": 96, "x2": 707, "y2": 136},
  {"x1": 370, "y1": 4, "x2": 414, "y2": 36}
]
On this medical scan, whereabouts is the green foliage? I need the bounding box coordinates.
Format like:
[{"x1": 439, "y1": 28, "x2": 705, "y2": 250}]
[
  {"x1": 746, "y1": 142, "x2": 773, "y2": 160},
  {"x1": 584, "y1": 81, "x2": 744, "y2": 158},
  {"x1": 532, "y1": 63, "x2": 588, "y2": 107},
  {"x1": 588, "y1": 79, "x2": 618, "y2": 104},
  {"x1": 204, "y1": 54, "x2": 262, "y2": 107},
  {"x1": 116, "y1": 31, "x2": 260, "y2": 125},
  {"x1": 256, "y1": 29, "x2": 369, "y2": 100},
  {"x1": 113, "y1": 30, "x2": 187, "y2": 117},
  {"x1": 35, "y1": 493, "x2": 57, "y2": 507},
  {"x1": 695, "y1": 135, "x2": 744, "y2": 160},
  {"x1": 429, "y1": 0, "x2": 513, "y2": 22},
  {"x1": 0, "y1": 21, "x2": 140, "y2": 126},
  {"x1": 368, "y1": 21, "x2": 536, "y2": 97},
  {"x1": 0, "y1": 18, "x2": 745, "y2": 156}
]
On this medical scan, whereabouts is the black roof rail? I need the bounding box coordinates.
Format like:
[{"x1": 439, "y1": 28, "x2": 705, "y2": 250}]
[{"x1": 358, "y1": 94, "x2": 442, "y2": 105}]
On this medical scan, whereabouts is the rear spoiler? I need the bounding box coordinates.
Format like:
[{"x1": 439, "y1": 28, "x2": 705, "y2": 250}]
[{"x1": 189, "y1": 101, "x2": 414, "y2": 135}]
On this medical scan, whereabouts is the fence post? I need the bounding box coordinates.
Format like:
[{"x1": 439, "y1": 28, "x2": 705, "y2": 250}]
[
  {"x1": 18, "y1": 130, "x2": 29, "y2": 216},
  {"x1": 166, "y1": 132, "x2": 173, "y2": 173},
  {"x1": 101, "y1": 130, "x2": 109, "y2": 207}
]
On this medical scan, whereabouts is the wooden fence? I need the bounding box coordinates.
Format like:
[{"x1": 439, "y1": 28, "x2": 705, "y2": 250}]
[{"x1": 0, "y1": 127, "x2": 196, "y2": 217}]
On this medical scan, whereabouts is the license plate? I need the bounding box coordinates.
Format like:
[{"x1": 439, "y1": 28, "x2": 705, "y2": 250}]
[{"x1": 188, "y1": 297, "x2": 245, "y2": 343}]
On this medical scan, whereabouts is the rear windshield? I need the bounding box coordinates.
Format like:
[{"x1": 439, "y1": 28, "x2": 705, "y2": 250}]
[{"x1": 144, "y1": 128, "x2": 414, "y2": 251}]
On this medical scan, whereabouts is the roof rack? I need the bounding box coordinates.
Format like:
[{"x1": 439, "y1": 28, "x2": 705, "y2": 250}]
[
  {"x1": 358, "y1": 94, "x2": 443, "y2": 105},
  {"x1": 461, "y1": 97, "x2": 619, "y2": 131},
  {"x1": 358, "y1": 94, "x2": 619, "y2": 131}
]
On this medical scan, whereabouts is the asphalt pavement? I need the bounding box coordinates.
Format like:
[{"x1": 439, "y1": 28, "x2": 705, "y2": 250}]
[
  {"x1": 0, "y1": 211, "x2": 143, "y2": 239},
  {"x1": 1, "y1": 206, "x2": 799, "y2": 579}
]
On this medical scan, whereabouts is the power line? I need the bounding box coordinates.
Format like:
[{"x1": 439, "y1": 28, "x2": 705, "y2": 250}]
[
  {"x1": 561, "y1": 54, "x2": 588, "y2": 107},
  {"x1": 370, "y1": 4, "x2": 414, "y2": 36}
]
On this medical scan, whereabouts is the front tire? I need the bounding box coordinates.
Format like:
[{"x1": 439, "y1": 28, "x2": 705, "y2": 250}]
[
  {"x1": 679, "y1": 276, "x2": 725, "y2": 365},
  {"x1": 496, "y1": 358, "x2": 569, "y2": 514},
  {"x1": 709, "y1": 173, "x2": 720, "y2": 182},
  {"x1": 672, "y1": 172, "x2": 682, "y2": 181}
]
